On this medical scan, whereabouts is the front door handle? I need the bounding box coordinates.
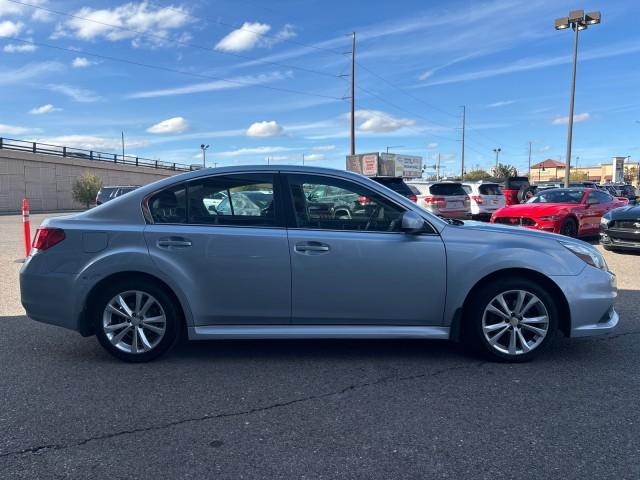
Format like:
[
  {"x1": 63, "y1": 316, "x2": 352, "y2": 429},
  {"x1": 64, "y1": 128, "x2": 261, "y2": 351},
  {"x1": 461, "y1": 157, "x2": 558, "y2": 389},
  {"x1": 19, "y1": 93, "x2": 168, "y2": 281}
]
[
  {"x1": 294, "y1": 242, "x2": 330, "y2": 254},
  {"x1": 157, "y1": 237, "x2": 192, "y2": 248}
]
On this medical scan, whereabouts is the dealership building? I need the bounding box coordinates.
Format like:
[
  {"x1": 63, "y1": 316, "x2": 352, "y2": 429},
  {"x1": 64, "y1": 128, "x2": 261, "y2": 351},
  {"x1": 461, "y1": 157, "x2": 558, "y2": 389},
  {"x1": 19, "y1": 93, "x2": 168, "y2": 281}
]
[{"x1": 529, "y1": 157, "x2": 639, "y2": 185}]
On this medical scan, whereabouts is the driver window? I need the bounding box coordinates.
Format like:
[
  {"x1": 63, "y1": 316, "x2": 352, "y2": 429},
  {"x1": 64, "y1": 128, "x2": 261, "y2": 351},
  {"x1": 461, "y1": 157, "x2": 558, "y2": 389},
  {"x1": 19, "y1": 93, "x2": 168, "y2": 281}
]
[
  {"x1": 187, "y1": 174, "x2": 276, "y2": 227},
  {"x1": 287, "y1": 174, "x2": 406, "y2": 232}
]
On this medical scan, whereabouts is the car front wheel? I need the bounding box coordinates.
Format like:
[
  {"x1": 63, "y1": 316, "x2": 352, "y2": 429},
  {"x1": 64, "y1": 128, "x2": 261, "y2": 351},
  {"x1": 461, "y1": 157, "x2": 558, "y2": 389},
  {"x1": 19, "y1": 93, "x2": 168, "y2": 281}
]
[
  {"x1": 466, "y1": 278, "x2": 558, "y2": 362},
  {"x1": 92, "y1": 280, "x2": 181, "y2": 362}
]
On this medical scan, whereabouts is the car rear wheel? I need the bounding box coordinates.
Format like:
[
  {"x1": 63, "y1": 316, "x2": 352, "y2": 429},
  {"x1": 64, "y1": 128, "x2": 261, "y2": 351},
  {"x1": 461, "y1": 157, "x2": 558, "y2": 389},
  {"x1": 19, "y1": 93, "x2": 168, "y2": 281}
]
[
  {"x1": 466, "y1": 278, "x2": 558, "y2": 362},
  {"x1": 92, "y1": 280, "x2": 181, "y2": 362},
  {"x1": 560, "y1": 218, "x2": 578, "y2": 237}
]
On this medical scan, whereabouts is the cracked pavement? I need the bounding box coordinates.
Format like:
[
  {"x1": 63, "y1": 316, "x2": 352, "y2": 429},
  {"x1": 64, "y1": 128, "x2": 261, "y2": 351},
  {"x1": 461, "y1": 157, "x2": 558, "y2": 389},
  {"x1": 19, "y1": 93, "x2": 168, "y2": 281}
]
[{"x1": 1, "y1": 214, "x2": 640, "y2": 479}]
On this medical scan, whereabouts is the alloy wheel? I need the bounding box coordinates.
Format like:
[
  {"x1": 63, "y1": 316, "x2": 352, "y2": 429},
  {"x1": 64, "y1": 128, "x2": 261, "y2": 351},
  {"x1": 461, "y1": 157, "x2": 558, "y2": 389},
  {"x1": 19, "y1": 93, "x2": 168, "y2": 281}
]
[
  {"x1": 102, "y1": 290, "x2": 167, "y2": 354},
  {"x1": 481, "y1": 289, "x2": 549, "y2": 356}
]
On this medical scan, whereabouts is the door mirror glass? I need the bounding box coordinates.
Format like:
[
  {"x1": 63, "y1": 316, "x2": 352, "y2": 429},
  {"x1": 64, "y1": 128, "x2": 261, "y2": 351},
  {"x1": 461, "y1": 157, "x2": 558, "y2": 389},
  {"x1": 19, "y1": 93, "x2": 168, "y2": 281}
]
[{"x1": 401, "y1": 211, "x2": 425, "y2": 233}]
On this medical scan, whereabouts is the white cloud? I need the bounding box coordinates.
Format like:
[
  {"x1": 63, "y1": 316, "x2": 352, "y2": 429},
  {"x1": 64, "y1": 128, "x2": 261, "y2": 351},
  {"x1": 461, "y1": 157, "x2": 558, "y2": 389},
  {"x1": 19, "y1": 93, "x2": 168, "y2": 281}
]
[
  {"x1": 487, "y1": 100, "x2": 516, "y2": 108},
  {"x1": 35, "y1": 134, "x2": 148, "y2": 150},
  {"x1": 312, "y1": 145, "x2": 336, "y2": 151},
  {"x1": 72, "y1": 57, "x2": 94, "y2": 68},
  {"x1": 355, "y1": 110, "x2": 416, "y2": 133},
  {"x1": 215, "y1": 22, "x2": 296, "y2": 52},
  {"x1": 0, "y1": 19, "x2": 23, "y2": 36},
  {"x1": 48, "y1": 84, "x2": 102, "y2": 102},
  {"x1": 146, "y1": 117, "x2": 190, "y2": 134},
  {"x1": 219, "y1": 146, "x2": 294, "y2": 157},
  {"x1": 246, "y1": 120, "x2": 283, "y2": 137},
  {"x1": 0, "y1": 0, "x2": 49, "y2": 19},
  {"x1": 304, "y1": 153, "x2": 324, "y2": 161},
  {"x1": 0, "y1": 61, "x2": 62, "y2": 85},
  {"x1": 427, "y1": 142, "x2": 438, "y2": 149},
  {"x1": 54, "y1": 2, "x2": 191, "y2": 47},
  {"x1": 551, "y1": 113, "x2": 591, "y2": 125},
  {"x1": 0, "y1": 123, "x2": 41, "y2": 135},
  {"x1": 29, "y1": 104, "x2": 61, "y2": 115},
  {"x1": 3, "y1": 42, "x2": 36, "y2": 53},
  {"x1": 31, "y1": 8, "x2": 52, "y2": 22},
  {"x1": 128, "y1": 71, "x2": 290, "y2": 99}
]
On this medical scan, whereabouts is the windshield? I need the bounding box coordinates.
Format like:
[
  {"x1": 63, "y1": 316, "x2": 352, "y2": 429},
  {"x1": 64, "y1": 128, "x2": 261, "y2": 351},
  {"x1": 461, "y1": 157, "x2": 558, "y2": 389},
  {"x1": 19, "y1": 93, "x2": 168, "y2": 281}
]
[{"x1": 527, "y1": 189, "x2": 585, "y2": 204}]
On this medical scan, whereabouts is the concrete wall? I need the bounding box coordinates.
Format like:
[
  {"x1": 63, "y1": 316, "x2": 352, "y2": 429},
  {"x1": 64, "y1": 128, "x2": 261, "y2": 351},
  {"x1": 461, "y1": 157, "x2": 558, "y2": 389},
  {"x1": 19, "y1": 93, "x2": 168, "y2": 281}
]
[{"x1": 0, "y1": 150, "x2": 180, "y2": 213}]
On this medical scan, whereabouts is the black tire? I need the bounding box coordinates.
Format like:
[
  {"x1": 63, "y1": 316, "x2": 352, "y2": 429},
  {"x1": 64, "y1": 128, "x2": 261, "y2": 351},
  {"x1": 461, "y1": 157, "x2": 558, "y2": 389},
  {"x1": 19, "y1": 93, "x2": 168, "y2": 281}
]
[
  {"x1": 92, "y1": 279, "x2": 182, "y2": 362},
  {"x1": 464, "y1": 277, "x2": 558, "y2": 363},
  {"x1": 559, "y1": 217, "x2": 578, "y2": 237}
]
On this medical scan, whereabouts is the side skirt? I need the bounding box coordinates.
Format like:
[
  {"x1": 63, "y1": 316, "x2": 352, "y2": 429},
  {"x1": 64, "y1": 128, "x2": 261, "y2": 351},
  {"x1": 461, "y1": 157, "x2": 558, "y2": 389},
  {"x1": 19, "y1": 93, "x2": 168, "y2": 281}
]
[{"x1": 188, "y1": 325, "x2": 450, "y2": 340}]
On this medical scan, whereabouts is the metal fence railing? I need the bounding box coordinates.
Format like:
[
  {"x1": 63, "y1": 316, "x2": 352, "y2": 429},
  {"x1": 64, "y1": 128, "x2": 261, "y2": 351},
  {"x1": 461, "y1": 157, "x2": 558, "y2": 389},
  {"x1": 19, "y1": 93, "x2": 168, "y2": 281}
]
[{"x1": 0, "y1": 137, "x2": 200, "y2": 172}]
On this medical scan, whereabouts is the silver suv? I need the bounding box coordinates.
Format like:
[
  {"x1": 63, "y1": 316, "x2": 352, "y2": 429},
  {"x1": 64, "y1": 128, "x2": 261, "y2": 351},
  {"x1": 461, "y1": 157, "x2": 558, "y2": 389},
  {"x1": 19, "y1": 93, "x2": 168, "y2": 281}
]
[
  {"x1": 21, "y1": 166, "x2": 618, "y2": 363},
  {"x1": 408, "y1": 181, "x2": 471, "y2": 219}
]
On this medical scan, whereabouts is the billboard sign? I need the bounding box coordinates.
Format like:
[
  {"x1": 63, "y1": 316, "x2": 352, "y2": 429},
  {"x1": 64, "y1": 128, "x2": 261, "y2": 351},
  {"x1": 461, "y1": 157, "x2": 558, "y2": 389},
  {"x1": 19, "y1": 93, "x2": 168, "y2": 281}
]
[
  {"x1": 379, "y1": 153, "x2": 423, "y2": 178},
  {"x1": 362, "y1": 154, "x2": 378, "y2": 176},
  {"x1": 612, "y1": 156, "x2": 625, "y2": 183}
]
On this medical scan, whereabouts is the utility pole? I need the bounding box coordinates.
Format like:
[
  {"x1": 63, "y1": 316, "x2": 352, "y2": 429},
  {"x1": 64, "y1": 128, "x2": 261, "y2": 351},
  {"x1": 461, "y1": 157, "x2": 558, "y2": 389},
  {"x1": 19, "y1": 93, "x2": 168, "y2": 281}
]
[
  {"x1": 460, "y1": 105, "x2": 466, "y2": 180},
  {"x1": 350, "y1": 32, "x2": 356, "y2": 156},
  {"x1": 121, "y1": 131, "x2": 125, "y2": 160},
  {"x1": 302, "y1": 153, "x2": 305, "y2": 166},
  {"x1": 200, "y1": 144, "x2": 209, "y2": 168},
  {"x1": 437, "y1": 153, "x2": 441, "y2": 181},
  {"x1": 493, "y1": 148, "x2": 502, "y2": 171},
  {"x1": 528, "y1": 141, "x2": 532, "y2": 178}
]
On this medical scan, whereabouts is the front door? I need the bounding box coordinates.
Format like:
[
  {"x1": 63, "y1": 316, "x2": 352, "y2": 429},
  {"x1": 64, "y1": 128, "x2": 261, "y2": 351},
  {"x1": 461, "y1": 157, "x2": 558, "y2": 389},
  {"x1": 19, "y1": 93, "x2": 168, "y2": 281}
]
[
  {"x1": 283, "y1": 173, "x2": 447, "y2": 326},
  {"x1": 144, "y1": 173, "x2": 291, "y2": 326}
]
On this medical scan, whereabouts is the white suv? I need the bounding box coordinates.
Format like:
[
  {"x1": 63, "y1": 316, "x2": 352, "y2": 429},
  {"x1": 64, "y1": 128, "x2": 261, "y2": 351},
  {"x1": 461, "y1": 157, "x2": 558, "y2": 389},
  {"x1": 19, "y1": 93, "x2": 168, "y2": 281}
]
[
  {"x1": 408, "y1": 181, "x2": 471, "y2": 219},
  {"x1": 462, "y1": 182, "x2": 505, "y2": 220}
]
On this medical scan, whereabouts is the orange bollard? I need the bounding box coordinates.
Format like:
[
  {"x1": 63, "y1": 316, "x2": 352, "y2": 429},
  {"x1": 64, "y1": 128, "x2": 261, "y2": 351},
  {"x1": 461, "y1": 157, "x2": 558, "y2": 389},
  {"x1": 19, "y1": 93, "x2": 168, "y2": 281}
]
[{"x1": 22, "y1": 198, "x2": 31, "y2": 257}]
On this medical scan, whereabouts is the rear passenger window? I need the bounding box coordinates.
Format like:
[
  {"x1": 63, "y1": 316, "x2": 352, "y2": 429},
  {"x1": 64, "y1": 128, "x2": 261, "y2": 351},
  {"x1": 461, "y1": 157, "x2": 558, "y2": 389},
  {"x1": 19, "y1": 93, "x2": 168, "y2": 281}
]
[
  {"x1": 148, "y1": 184, "x2": 187, "y2": 224},
  {"x1": 187, "y1": 174, "x2": 276, "y2": 227}
]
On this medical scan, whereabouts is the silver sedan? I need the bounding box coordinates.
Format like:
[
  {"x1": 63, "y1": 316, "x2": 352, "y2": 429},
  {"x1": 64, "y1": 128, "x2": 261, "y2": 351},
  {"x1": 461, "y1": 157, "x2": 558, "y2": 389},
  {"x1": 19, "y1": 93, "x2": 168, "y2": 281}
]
[{"x1": 20, "y1": 166, "x2": 618, "y2": 362}]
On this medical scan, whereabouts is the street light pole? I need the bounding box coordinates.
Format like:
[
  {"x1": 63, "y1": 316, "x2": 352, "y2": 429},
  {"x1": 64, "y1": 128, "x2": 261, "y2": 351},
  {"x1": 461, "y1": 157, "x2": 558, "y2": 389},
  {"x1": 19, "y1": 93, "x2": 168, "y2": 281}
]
[
  {"x1": 555, "y1": 10, "x2": 601, "y2": 188},
  {"x1": 493, "y1": 148, "x2": 501, "y2": 171},
  {"x1": 200, "y1": 144, "x2": 209, "y2": 168}
]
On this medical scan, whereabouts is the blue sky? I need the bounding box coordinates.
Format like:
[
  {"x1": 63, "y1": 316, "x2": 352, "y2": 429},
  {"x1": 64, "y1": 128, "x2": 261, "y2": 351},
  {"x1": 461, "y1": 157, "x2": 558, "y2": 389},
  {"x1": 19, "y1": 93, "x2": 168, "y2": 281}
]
[{"x1": 0, "y1": 0, "x2": 638, "y2": 175}]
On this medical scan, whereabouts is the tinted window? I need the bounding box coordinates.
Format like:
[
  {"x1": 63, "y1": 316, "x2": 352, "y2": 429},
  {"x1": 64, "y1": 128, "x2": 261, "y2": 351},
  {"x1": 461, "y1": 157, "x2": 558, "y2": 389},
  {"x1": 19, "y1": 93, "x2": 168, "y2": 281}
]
[
  {"x1": 97, "y1": 187, "x2": 117, "y2": 202},
  {"x1": 148, "y1": 184, "x2": 187, "y2": 223},
  {"x1": 187, "y1": 174, "x2": 276, "y2": 227},
  {"x1": 527, "y1": 189, "x2": 584, "y2": 204},
  {"x1": 288, "y1": 174, "x2": 406, "y2": 233},
  {"x1": 371, "y1": 177, "x2": 413, "y2": 196},
  {"x1": 429, "y1": 183, "x2": 466, "y2": 196},
  {"x1": 479, "y1": 184, "x2": 502, "y2": 195},
  {"x1": 587, "y1": 191, "x2": 613, "y2": 204},
  {"x1": 462, "y1": 185, "x2": 472, "y2": 194}
]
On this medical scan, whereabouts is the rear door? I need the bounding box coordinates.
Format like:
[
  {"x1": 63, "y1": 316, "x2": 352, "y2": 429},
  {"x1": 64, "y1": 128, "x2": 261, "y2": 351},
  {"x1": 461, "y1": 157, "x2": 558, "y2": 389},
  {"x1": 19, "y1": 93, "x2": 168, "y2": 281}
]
[
  {"x1": 430, "y1": 183, "x2": 468, "y2": 216},
  {"x1": 144, "y1": 172, "x2": 291, "y2": 326},
  {"x1": 283, "y1": 173, "x2": 447, "y2": 326}
]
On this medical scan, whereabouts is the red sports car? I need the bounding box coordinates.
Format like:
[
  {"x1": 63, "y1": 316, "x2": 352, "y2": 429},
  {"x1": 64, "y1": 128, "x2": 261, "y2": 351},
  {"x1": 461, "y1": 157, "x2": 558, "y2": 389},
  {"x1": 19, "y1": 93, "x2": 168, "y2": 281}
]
[{"x1": 491, "y1": 187, "x2": 628, "y2": 237}]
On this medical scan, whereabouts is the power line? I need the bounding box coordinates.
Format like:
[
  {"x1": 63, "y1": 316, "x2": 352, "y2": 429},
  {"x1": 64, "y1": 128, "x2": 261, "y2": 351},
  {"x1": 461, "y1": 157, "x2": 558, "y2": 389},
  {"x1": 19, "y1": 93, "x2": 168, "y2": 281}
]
[
  {"x1": 146, "y1": 0, "x2": 346, "y2": 57},
  {"x1": 6, "y1": 0, "x2": 343, "y2": 80},
  {"x1": 0, "y1": 36, "x2": 344, "y2": 101},
  {"x1": 356, "y1": 61, "x2": 459, "y2": 119}
]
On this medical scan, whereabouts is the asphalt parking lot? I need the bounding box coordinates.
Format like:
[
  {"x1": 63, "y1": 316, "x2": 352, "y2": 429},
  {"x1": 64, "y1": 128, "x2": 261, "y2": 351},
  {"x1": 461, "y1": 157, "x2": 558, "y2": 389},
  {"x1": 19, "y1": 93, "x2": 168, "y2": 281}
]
[{"x1": 1, "y1": 213, "x2": 640, "y2": 479}]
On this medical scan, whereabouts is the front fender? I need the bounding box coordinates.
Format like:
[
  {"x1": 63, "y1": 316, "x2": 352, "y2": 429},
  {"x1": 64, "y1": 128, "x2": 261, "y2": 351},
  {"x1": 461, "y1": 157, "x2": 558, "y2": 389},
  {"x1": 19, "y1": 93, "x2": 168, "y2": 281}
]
[{"x1": 441, "y1": 224, "x2": 585, "y2": 327}]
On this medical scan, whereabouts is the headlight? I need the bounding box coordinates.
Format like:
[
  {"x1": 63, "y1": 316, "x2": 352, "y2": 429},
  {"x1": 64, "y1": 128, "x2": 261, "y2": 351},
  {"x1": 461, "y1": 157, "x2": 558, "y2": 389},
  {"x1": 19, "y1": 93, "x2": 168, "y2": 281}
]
[
  {"x1": 600, "y1": 216, "x2": 611, "y2": 228},
  {"x1": 539, "y1": 215, "x2": 561, "y2": 221},
  {"x1": 559, "y1": 240, "x2": 607, "y2": 270}
]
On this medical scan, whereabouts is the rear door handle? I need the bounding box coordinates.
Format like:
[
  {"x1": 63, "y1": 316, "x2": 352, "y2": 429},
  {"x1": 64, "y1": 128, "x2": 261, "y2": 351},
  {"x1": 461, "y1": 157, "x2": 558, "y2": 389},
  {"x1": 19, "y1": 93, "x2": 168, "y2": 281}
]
[
  {"x1": 157, "y1": 237, "x2": 192, "y2": 248},
  {"x1": 294, "y1": 242, "x2": 330, "y2": 254}
]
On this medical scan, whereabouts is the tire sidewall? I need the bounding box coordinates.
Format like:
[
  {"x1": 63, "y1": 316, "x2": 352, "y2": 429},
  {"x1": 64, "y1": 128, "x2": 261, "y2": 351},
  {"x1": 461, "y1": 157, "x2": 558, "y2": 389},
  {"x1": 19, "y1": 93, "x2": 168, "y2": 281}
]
[
  {"x1": 92, "y1": 280, "x2": 181, "y2": 362},
  {"x1": 466, "y1": 278, "x2": 559, "y2": 362},
  {"x1": 560, "y1": 217, "x2": 578, "y2": 237}
]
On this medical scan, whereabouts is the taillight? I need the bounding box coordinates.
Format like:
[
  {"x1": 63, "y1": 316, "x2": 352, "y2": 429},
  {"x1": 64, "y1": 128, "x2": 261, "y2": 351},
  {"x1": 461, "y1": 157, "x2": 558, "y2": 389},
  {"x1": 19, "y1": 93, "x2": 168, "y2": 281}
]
[
  {"x1": 407, "y1": 194, "x2": 417, "y2": 202},
  {"x1": 471, "y1": 195, "x2": 482, "y2": 205},
  {"x1": 357, "y1": 196, "x2": 374, "y2": 206},
  {"x1": 32, "y1": 228, "x2": 65, "y2": 251},
  {"x1": 424, "y1": 197, "x2": 446, "y2": 207}
]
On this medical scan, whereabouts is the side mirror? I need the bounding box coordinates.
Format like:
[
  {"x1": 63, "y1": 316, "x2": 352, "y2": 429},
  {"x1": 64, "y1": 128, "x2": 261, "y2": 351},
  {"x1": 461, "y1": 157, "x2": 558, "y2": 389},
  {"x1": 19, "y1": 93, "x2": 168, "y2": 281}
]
[{"x1": 401, "y1": 211, "x2": 426, "y2": 234}]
